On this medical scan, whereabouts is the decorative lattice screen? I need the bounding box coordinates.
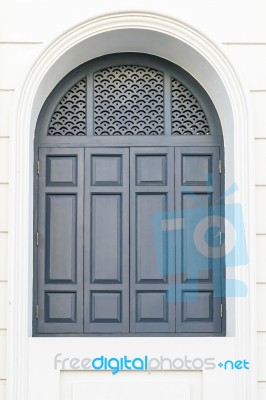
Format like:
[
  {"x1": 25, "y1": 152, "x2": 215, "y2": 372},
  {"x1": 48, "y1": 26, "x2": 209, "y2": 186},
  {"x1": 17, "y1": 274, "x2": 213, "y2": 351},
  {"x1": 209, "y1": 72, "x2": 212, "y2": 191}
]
[{"x1": 47, "y1": 66, "x2": 210, "y2": 136}]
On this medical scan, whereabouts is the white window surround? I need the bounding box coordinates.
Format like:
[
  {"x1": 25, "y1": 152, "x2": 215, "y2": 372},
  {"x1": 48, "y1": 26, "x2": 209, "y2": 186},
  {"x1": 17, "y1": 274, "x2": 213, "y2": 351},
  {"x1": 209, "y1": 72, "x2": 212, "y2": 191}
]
[{"x1": 7, "y1": 12, "x2": 256, "y2": 400}]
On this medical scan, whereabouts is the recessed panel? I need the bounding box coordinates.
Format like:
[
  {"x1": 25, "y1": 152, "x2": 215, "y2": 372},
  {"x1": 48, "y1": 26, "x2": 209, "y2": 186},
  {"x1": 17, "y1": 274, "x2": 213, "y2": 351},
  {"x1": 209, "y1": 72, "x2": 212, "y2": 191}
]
[
  {"x1": 181, "y1": 193, "x2": 212, "y2": 282},
  {"x1": 136, "y1": 155, "x2": 167, "y2": 185},
  {"x1": 91, "y1": 156, "x2": 122, "y2": 185},
  {"x1": 136, "y1": 291, "x2": 168, "y2": 322},
  {"x1": 136, "y1": 194, "x2": 167, "y2": 282},
  {"x1": 45, "y1": 292, "x2": 77, "y2": 322},
  {"x1": 73, "y1": 381, "x2": 190, "y2": 400},
  {"x1": 45, "y1": 194, "x2": 77, "y2": 283},
  {"x1": 182, "y1": 291, "x2": 213, "y2": 321},
  {"x1": 46, "y1": 156, "x2": 77, "y2": 186},
  {"x1": 91, "y1": 292, "x2": 121, "y2": 322},
  {"x1": 91, "y1": 194, "x2": 121, "y2": 282},
  {"x1": 182, "y1": 155, "x2": 212, "y2": 185}
]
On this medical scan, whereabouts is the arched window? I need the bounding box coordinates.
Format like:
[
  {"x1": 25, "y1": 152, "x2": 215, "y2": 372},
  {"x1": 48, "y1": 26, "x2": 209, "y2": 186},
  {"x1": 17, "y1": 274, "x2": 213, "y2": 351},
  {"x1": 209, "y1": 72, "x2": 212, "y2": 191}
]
[{"x1": 34, "y1": 53, "x2": 224, "y2": 335}]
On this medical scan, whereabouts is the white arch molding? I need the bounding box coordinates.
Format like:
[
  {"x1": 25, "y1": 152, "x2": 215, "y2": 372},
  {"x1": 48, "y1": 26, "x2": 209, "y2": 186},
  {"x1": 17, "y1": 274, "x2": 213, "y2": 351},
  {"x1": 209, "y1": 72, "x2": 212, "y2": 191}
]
[{"x1": 7, "y1": 12, "x2": 256, "y2": 400}]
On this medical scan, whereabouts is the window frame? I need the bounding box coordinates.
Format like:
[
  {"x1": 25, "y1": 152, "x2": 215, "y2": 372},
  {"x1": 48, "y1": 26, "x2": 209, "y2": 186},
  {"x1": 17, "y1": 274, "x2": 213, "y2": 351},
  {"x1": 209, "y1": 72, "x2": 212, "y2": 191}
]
[{"x1": 33, "y1": 53, "x2": 225, "y2": 337}]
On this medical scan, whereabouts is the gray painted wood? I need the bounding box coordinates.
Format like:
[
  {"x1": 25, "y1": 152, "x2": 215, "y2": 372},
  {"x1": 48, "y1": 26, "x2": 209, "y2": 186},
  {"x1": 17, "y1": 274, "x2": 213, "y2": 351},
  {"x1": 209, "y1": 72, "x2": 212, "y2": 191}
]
[
  {"x1": 36, "y1": 145, "x2": 223, "y2": 335},
  {"x1": 175, "y1": 147, "x2": 222, "y2": 333},
  {"x1": 37, "y1": 148, "x2": 84, "y2": 333},
  {"x1": 130, "y1": 147, "x2": 175, "y2": 333},
  {"x1": 84, "y1": 148, "x2": 129, "y2": 333}
]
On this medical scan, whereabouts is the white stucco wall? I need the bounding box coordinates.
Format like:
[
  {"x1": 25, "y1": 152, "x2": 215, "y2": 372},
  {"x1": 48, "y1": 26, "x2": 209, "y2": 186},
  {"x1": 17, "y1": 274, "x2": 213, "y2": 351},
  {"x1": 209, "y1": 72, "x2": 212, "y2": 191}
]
[{"x1": 0, "y1": 0, "x2": 266, "y2": 399}]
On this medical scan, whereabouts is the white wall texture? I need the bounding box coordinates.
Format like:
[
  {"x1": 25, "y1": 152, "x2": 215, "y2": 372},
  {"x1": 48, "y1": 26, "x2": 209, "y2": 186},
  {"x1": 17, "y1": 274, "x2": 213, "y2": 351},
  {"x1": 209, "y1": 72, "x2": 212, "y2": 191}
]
[{"x1": 0, "y1": 0, "x2": 266, "y2": 399}]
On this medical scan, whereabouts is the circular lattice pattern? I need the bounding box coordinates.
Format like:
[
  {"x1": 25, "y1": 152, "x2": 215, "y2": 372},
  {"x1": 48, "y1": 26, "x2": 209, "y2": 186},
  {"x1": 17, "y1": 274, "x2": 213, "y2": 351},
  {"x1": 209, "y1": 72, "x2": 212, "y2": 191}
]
[
  {"x1": 48, "y1": 79, "x2": 86, "y2": 136},
  {"x1": 94, "y1": 66, "x2": 164, "y2": 136},
  {"x1": 47, "y1": 67, "x2": 211, "y2": 137},
  {"x1": 172, "y1": 78, "x2": 210, "y2": 135}
]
